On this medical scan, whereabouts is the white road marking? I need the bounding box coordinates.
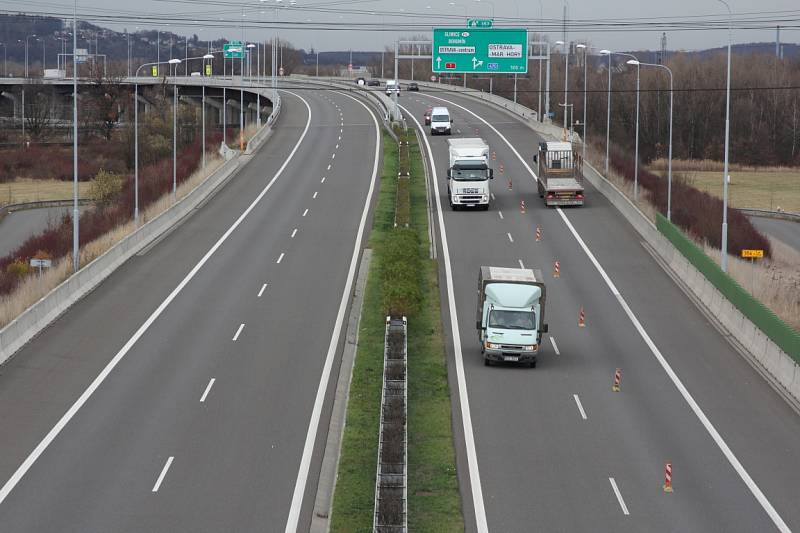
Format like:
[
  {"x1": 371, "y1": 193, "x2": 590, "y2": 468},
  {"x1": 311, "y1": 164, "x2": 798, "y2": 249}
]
[
  {"x1": 573, "y1": 394, "x2": 587, "y2": 420},
  {"x1": 398, "y1": 103, "x2": 489, "y2": 531},
  {"x1": 285, "y1": 90, "x2": 381, "y2": 533},
  {"x1": 332, "y1": 153, "x2": 336, "y2": 159},
  {"x1": 291, "y1": 228, "x2": 298, "y2": 238},
  {"x1": 321, "y1": 177, "x2": 326, "y2": 183},
  {"x1": 490, "y1": 193, "x2": 496, "y2": 200},
  {"x1": 0, "y1": 91, "x2": 316, "y2": 508},
  {"x1": 302, "y1": 208, "x2": 309, "y2": 217},
  {"x1": 152, "y1": 457, "x2": 174, "y2": 493},
  {"x1": 338, "y1": 136, "x2": 341, "y2": 141},
  {"x1": 313, "y1": 191, "x2": 318, "y2": 199},
  {"x1": 232, "y1": 323, "x2": 245, "y2": 341},
  {"x1": 498, "y1": 211, "x2": 504, "y2": 220},
  {"x1": 276, "y1": 252, "x2": 285, "y2": 264},
  {"x1": 507, "y1": 232, "x2": 514, "y2": 243},
  {"x1": 335, "y1": 144, "x2": 339, "y2": 149},
  {"x1": 200, "y1": 378, "x2": 216, "y2": 403},
  {"x1": 609, "y1": 478, "x2": 629, "y2": 515},
  {"x1": 257, "y1": 283, "x2": 268, "y2": 297},
  {"x1": 518, "y1": 259, "x2": 525, "y2": 268},
  {"x1": 340, "y1": 128, "x2": 343, "y2": 133},
  {"x1": 427, "y1": 93, "x2": 792, "y2": 533},
  {"x1": 327, "y1": 164, "x2": 331, "y2": 170},
  {"x1": 549, "y1": 336, "x2": 560, "y2": 355}
]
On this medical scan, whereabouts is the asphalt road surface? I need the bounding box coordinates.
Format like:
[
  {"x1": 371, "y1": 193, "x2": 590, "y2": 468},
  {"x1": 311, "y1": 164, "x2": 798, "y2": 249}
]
[
  {"x1": 400, "y1": 87, "x2": 800, "y2": 533},
  {"x1": 0, "y1": 87, "x2": 380, "y2": 532},
  {"x1": 750, "y1": 215, "x2": 800, "y2": 254},
  {"x1": 0, "y1": 206, "x2": 79, "y2": 258}
]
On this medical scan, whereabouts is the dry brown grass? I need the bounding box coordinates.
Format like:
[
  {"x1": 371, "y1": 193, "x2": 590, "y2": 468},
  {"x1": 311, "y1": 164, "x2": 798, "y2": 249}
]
[
  {"x1": 1, "y1": 179, "x2": 92, "y2": 208},
  {"x1": 586, "y1": 146, "x2": 800, "y2": 332},
  {"x1": 649, "y1": 158, "x2": 800, "y2": 173},
  {"x1": 668, "y1": 169, "x2": 800, "y2": 213},
  {"x1": 0, "y1": 155, "x2": 224, "y2": 329}
]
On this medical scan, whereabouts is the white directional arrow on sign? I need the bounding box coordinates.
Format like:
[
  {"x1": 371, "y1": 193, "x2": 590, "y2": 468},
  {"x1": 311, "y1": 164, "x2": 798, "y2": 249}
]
[
  {"x1": 436, "y1": 57, "x2": 442, "y2": 69},
  {"x1": 472, "y1": 57, "x2": 484, "y2": 69}
]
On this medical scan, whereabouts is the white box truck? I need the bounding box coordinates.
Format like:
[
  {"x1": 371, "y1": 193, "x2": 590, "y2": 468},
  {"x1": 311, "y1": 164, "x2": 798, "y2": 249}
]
[
  {"x1": 447, "y1": 138, "x2": 493, "y2": 210},
  {"x1": 477, "y1": 266, "x2": 548, "y2": 367}
]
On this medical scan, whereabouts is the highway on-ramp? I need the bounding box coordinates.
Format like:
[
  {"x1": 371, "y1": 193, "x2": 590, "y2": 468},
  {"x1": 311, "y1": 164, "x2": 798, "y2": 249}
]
[
  {"x1": 0, "y1": 87, "x2": 380, "y2": 531},
  {"x1": 749, "y1": 216, "x2": 800, "y2": 254},
  {"x1": 400, "y1": 87, "x2": 800, "y2": 532}
]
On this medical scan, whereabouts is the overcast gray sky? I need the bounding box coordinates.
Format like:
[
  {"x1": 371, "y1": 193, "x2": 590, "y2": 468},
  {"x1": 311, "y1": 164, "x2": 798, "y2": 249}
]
[{"x1": 12, "y1": 0, "x2": 800, "y2": 52}]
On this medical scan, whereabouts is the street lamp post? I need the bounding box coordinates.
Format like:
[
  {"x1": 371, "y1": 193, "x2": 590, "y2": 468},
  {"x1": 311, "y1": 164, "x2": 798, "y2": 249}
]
[
  {"x1": 556, "y1": 40, "x2": 569, "y2": 130},
  {"x1": 0, "y1": 43, "x2": 6, "y2": 78},
  {"x1": 718, "y1": 0, "x2": 733, "y2": 271},
  {"x1": 576, "y1": 43, "x2": 589, "y2": 164},
  {"x1": 25, "y1": 35, "x2": 37, "y2": 78},
  {"x1": 626, "y1": 59, "x2": 641, "y2": 201},
  {"x1": 168, "y1": 58, "x2": 181, "y2": 200},
  {"x1": 202, "y1": 53, "x2": 213, "y2": 169},
  {"x1": 72, "y1": 1, "x2": 78, "y2": 272},
  {"x1": 632, "y1": 60, "x2": 674, "y2": 221}
]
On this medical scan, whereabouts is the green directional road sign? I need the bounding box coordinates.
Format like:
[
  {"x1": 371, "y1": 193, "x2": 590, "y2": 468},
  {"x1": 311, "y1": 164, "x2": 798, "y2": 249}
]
[
  {"x1": 432, "y1": 28, "x2": 528, "y2": 74},
  {"x1": 224, "y1": 41, "x2": 244, "y2": 59},
  {"x1": 467, "y1": 19, "x2": 493, "y2": 28}
]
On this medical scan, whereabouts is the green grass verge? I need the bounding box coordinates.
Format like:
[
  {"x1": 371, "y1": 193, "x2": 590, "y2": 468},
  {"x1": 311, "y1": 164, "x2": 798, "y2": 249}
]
[{"x1": 330, "y1": 130, "x2": 463, "y2": 531}]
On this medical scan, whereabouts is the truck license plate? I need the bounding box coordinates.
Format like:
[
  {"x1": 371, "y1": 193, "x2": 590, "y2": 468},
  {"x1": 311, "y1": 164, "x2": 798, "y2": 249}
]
[{"x1": 503, "y1": 356, "x2": 519, "y2": 362}]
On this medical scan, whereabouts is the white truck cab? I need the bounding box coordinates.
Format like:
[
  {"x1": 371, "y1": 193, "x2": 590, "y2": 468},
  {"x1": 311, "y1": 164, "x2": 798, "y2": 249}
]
[
  {"x1": 430, "y1": 106, "x2": 452, "y2": 135},
  {"x1": 447, "y1": 138, "x2": 493, "y2": 210}
]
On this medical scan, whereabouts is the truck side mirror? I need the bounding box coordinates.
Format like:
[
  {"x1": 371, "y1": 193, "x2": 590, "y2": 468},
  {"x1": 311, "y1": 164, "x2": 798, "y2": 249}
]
[
  {"x1": 489, "y1": 169, "x2": 494, "y2": 179},
  {"x1": 543, "y1": 323, "x2": 549, "y2": 333},
  {"x1": 447, "y1": 169, "x2": 452, "y2": 179},
  {"x1": 476, "y1": 321, "x2": 482, "y2": 329},
  {"x1": 532, "y1": 154, "x2": 538, "y2": 164},
  {"x1": 450, "y1": 118, "x2": 454, "y2": 124}
]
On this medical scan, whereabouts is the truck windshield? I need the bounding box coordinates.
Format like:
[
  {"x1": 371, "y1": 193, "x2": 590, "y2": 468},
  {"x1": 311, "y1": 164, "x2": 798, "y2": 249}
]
[
  {"x1": 489, "y1": 310, "x2": 535, "y2": 330},
  {"x1": 452, "y1": 165, "x2": 488, "y2": 181},
  {"x1": 432, "y1": 115, "x2": 449, "y2": 122}
]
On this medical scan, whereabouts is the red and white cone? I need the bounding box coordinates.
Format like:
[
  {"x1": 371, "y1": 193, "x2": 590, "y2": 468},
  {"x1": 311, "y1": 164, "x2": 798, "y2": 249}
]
[
  {"x1": 520, "y1": 200, "x2": 526, "y2": 214},
  {"x1": 612, "y1": 368, "x2": 621, "y2": 392},
  {"x1": 535, "y1": 226, "x2": 542, "y2": 242},
  {"x1": 553, "y1": 260, "x2": 560, "y2": 278},
  {"x1": 578, "y1": 307, "x2": 586, "y2": 328},
  {"x1": 507, "y1": 179, "x2": 513, "y2": 190},
  {"x1": 663, "y1": 463, "x2": 673, "y2": 492},
  {"x1": 499, "y1": 163, "x2": 505, "y2": 174}
]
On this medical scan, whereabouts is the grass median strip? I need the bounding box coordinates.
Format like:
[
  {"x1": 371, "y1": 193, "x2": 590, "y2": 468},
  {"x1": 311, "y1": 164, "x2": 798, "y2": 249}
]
[{"x1": 330, "y1": 130, "x2": 463, "y2": 531}]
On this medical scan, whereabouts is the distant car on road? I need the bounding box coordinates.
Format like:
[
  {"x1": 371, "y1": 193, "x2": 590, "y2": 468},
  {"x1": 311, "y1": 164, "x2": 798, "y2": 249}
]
[
  {"x1": 424, "y1": 107, "x2": 432, "y2": 125},
  {"x1": 355, "y1": 77, "x2": 366, "y2": 85},
  {"x1": 407, "y1": 82, "x2": 419, "y2": 92},
  {"x1": 367, "y1": 79, "x2": 381, "y2": 86}
]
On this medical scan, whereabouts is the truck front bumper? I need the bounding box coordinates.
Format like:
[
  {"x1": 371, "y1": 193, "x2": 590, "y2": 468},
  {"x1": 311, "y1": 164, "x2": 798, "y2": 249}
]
[
  {"x1": 484, "y1": 347, "x2": 538, "y2": 363},
  {"x1": 453, "y1": 194, "x2": 489, "y2": 206}
]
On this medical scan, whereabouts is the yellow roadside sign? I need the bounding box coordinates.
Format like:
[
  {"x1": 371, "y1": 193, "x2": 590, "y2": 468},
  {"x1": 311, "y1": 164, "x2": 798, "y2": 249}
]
[
  {"x1": 151, "y1": 65, "x2": 158, "y2": 77},
  {"x1": 741, "y1": 249, "x2": 764, "y2": 258},
  {"x1": 205, "y1": 64, "x2": 212, "y2": 76}
]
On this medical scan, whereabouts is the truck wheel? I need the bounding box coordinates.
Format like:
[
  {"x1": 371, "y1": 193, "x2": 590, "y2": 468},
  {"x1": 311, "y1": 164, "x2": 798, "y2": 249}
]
[
  {"x1": 484, "y1": 358, "x2": 493, "y2": 367},
  {"x1": 529, "y1": 359, "x2": 537, "y2": 368}
]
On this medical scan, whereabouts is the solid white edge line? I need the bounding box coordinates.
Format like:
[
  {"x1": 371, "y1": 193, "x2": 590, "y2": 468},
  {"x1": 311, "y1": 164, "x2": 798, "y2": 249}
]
[
  {"x1": 200, "y1": 378, "x2": 216, "y2": 403},
  {"x1": 257, "y1": 283, "x2": 268, "y2": 298},
  {"x1": 283, "y1": 90, "x2": 381, "y2": 533},
  {"x1": 398, "y1": 102, "x2": 489, "y2": 531},
  {"x1": 152, "y1": 456, "x2": 174, "y2": 493},
  {"x1": 609, "y1": 477, "x2": 630, "y2": 515},
  {"x1": 424, "y1": 92, "x2": 791, "y2": 533},
  {"x1": 573, "y1": 394, "x2": 587, "y2": 420},
  {"x1": 0, "y1": 90, "x2": 314, "y2": 508},
  {"x1": 549, "y1": 336, "x2": 560, "y2": 356},
  {"x1": 276, "y1": 252, "x2": 285, "y2": 264},
  {"x1": 232, "y1": 323, "x2": 245, "y2": 341}
]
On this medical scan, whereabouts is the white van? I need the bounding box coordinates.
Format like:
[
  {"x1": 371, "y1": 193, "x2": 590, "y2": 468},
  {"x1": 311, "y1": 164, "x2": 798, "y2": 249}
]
[
  {"x1": 385, "y1": 79, "x2": 400, "y2": 96},
  {"x1": 430, "y1": 106, "x2": 452, "y2": 135}
]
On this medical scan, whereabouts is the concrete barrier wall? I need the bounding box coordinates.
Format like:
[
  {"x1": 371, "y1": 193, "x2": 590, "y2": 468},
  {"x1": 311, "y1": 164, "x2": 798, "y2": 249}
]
[{"x1": 0, "y1": 154, "x2": 242, "y2": 364}]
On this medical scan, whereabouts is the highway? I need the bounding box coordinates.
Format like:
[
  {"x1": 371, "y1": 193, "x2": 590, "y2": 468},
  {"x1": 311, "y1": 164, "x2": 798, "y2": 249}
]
[
  {"x1": 399, "y1": 87, "x2": 800, "y2": 532},
  {"x1": 749, "y1": 216, "x2": 800, "y2": 254},
  {"x1": 0, "y1": 87, "x2": 379, "y2": 531}
]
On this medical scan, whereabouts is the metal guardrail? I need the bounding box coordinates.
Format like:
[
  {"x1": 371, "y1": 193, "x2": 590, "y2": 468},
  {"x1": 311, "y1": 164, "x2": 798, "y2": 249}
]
[
  {"x1": 373, "y1": 316, "x2": 408, "y2": 533},
  {"x1": 0, "y1": 198, "x2": 93, "y2": 217},
  {"x1": 736, "y1": 207, "x2": 800, "y2": 223}
]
